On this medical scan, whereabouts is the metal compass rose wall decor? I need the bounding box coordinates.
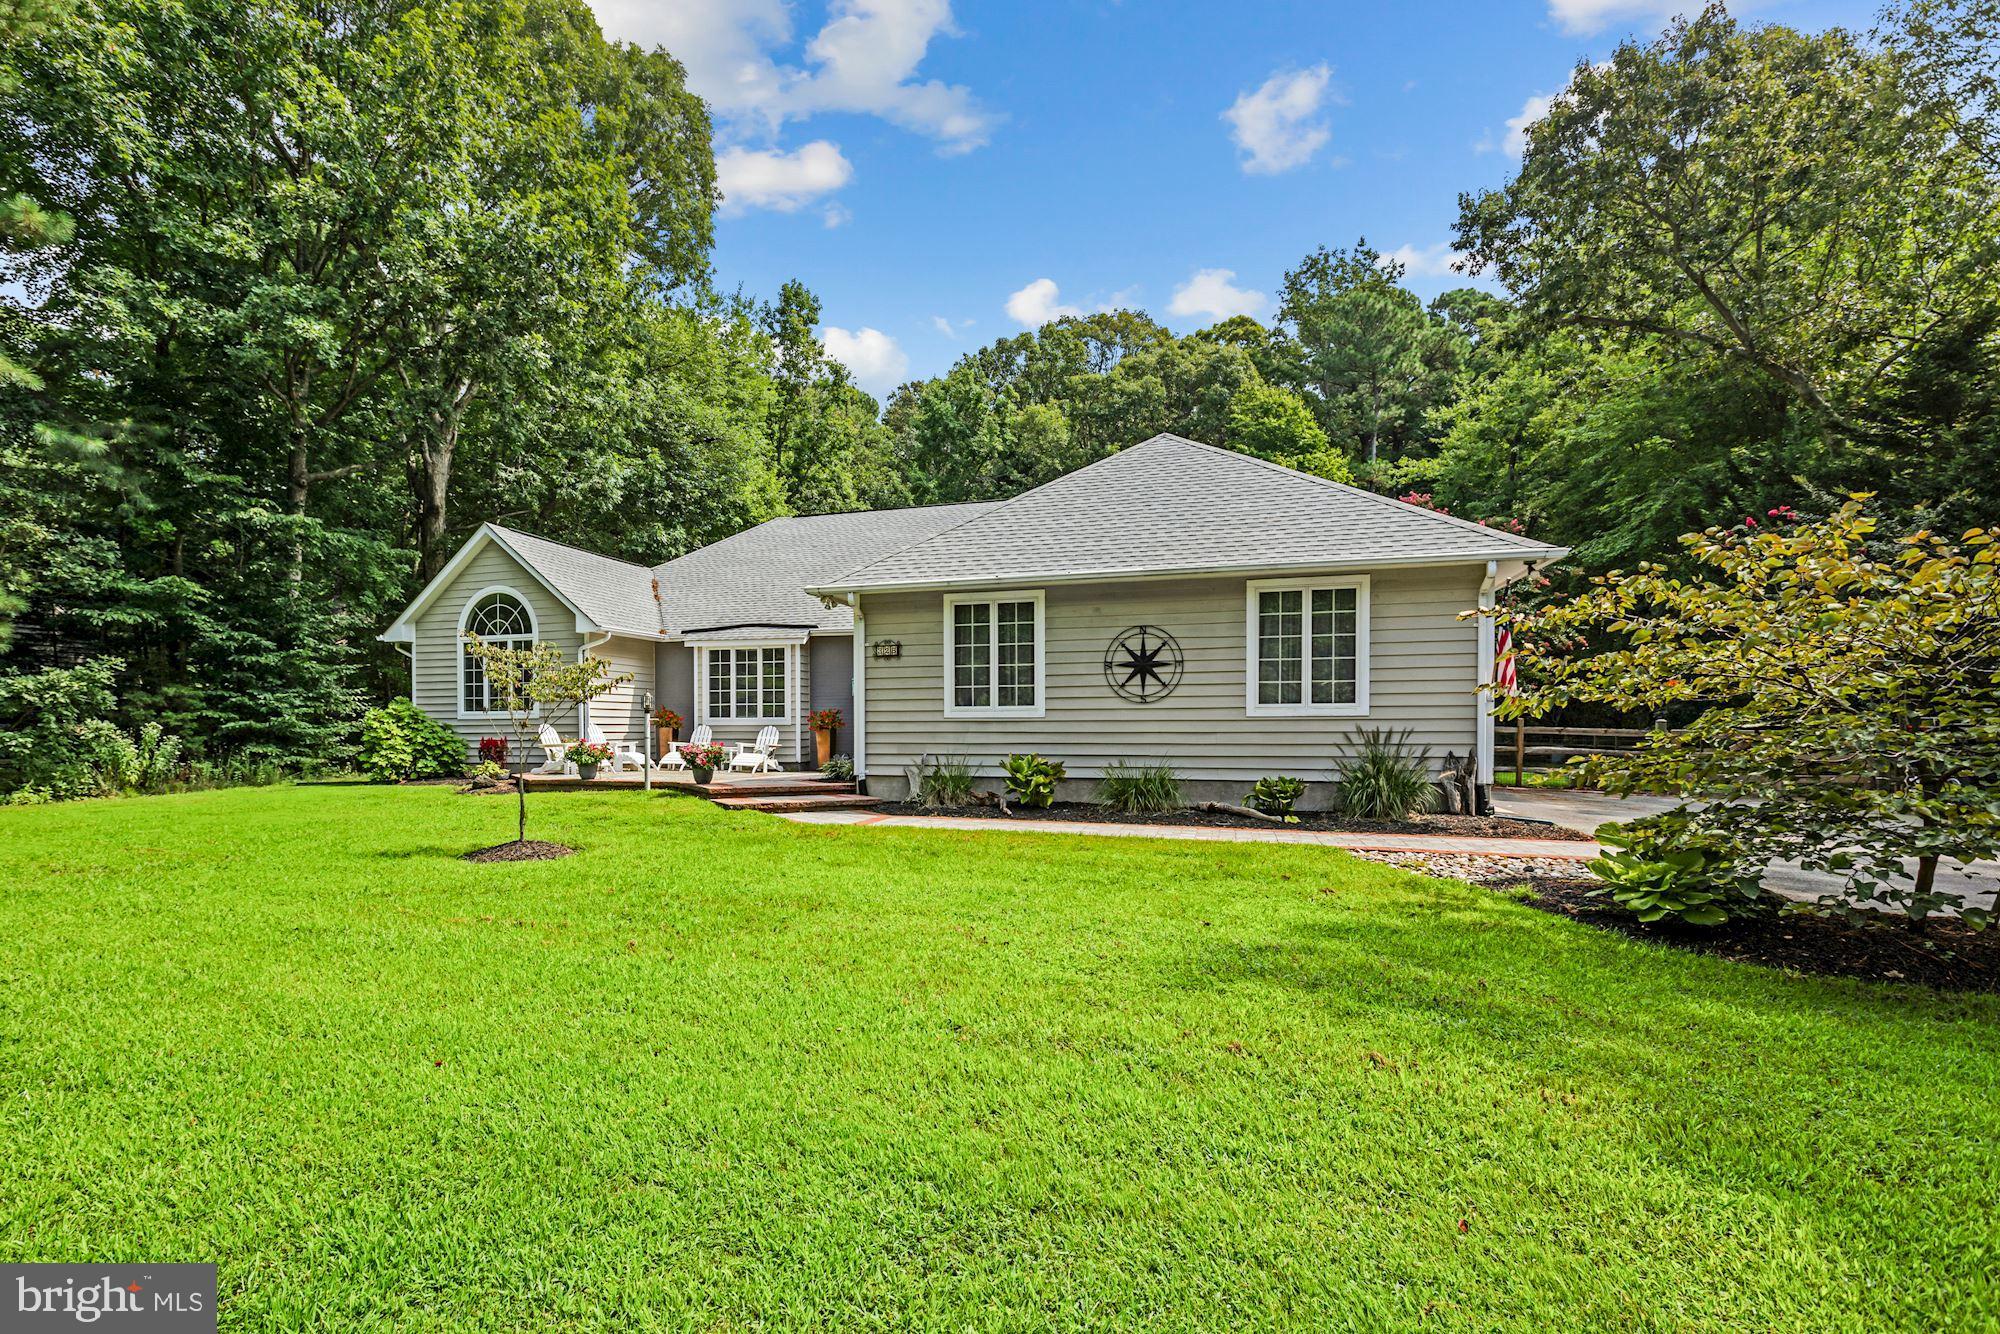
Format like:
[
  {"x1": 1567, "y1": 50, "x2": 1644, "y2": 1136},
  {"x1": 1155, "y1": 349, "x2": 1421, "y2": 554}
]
[{"x1": 1103, "y1": 625, "x2": 1184, "y2": 703}]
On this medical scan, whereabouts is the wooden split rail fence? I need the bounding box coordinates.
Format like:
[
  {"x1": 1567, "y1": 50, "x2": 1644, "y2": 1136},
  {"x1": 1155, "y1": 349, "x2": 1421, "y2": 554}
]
[{"x1": 1508, "y1": 724, "x2": 1666, "y2": 784}]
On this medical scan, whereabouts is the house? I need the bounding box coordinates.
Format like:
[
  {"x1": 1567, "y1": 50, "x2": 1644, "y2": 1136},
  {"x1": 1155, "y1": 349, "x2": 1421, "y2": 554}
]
[{"x1": 380, "y1": 434, "x2": 1567, "y2": 806}]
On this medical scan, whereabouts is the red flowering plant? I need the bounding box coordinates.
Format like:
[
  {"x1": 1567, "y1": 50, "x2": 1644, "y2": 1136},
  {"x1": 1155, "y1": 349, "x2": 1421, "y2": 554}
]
[
  {"x1": 478, "y1": 737, "x2": 507, "y2": 766},
  {"x1": 677, "y1": 741, "x2": 727, "y2": 771},
  {"x1": 809, "y1": 708, "x2": 844, "y2": 730},
  {"x1": 649, "y1": 707, "x2": 682, "y2": 730},
  {"x1": 564, "y1": 740, "x2": 616, "y2": 768}
]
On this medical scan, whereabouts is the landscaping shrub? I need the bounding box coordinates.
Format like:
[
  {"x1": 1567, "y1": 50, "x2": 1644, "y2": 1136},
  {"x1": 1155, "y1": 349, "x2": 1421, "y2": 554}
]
[
  {"x1": 821, "y1": 754, "x2": 855, "y2": 781},
  {"x1": 1587, "y1": 815, "x2": 1763, "y2": 926},
  {"x1": 908, "y1": 754, "x2": 976, "y2": 807},
  {"x1": 1335, "y1": 729, "x2": 1438, "y2": 819},
  {"x1": 1246, "y1": 775, "x2": 1307, "y2": 823},
  {"x1": 1002, "y1": 754, "x2": 1066, "y2": 808},
  {"x1": 358, "y1": 699, "x2": 464, "y2": 782},
  {"x1": 1099, "y1": 761, "x2": 1181, "y2": 813},
  {"x1": 478, "y1": 737, "x2": 507, "y2": 767},
  {"x1": 76, "y1": 719, "x2": 183, "y2": 796}
]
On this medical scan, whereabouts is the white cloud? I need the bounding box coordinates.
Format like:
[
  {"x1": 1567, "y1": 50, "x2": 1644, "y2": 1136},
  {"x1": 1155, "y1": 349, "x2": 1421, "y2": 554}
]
[
  {"x1": 1167, "y1": 268, "x2": 1270, "y2": 322},
  {"x1": 822, "y1": 325, "x2": 909, "y2": 393},
  {"x1": 715, "y1": 141, "x2": 853, "y2": 213},
  {"x1": 1545, "y1": 0, "x2": 1682, "y2": 34},
  {"x1": 1378, "y1": 243, "x2": 1466, "y2": 279},
  {"x1": 1004, "y1": 278, "x2": 1083, "y2": 327},
  {"x1": 930, "y1": 315, "x2": 975, "y2": 338},
  {"x1": 821, "y1": 201, "x2": 853, "y2": 228},
  {"x1": 1223, "y1": 64, "x2": 1338, "y2": 175},
  {"x1": 589, "y1": 0, "x2": 994, "y2": 153},
  {"x1": 1497, "y1": 92, "x2": 1557, "y2": 158}
]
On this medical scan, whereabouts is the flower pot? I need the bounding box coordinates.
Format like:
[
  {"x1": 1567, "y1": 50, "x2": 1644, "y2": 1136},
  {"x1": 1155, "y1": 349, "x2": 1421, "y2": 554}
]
[
  {"x1": 577, "y1": 762, "x2": 599, "y2": 781},
  {"x1": 814, "y1": 726, "x2": 835, "y2": 767},
  {"x1": 656, "y1": 725, "x2": 677, "y2": 756},
  {"x1": 690, "y1": 765, "x2": 714, "y2": 785}
]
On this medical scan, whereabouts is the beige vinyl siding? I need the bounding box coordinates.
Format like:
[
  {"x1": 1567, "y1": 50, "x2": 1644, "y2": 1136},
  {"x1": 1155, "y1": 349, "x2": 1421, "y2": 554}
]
[
  {"x1": 859, "y1": 565, "x2": 1484, "y2": 790},
  {"x1": 694, "y1": 643, "x2": 811, "y2": 767},
  {"x1": 410, "y1": 543, "x2": 583, "y2": 761},
  {"x1": 583, "y1": 634, "x2": 654, "y2": 753}
]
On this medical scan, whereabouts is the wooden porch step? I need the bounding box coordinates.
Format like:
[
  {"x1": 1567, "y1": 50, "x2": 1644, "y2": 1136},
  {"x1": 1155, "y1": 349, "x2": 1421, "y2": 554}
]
[{"x1": 710, "y1": 793, "x2": 883, "y2": 814}]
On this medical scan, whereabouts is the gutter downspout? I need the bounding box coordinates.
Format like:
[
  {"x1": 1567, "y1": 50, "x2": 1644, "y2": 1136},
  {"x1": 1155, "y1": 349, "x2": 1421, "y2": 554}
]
[
  {"x1": 1475, "y1": 561, "x2": 1498, "y2": 807},
  {"x1": 846, "y1": 594, "x2": 867, "y2": 784}
]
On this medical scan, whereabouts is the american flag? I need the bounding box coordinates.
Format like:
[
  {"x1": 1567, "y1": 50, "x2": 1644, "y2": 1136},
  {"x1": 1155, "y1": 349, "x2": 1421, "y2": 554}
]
[{"x1": 1494, "y1": 625, "x2": 1518, "y2": 696}]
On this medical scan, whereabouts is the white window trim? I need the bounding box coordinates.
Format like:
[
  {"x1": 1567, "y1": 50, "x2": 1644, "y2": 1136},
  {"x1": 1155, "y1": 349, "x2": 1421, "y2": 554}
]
[
  {"x1": 942, "y1": 589, "x2": 1046, "y2": 719},
  {"x1": 457, "y1": 585, "x2": 539, "y2": 720},
  {"x1": 1244, "y1": 575, "x2": 1371, "y2": 718},
  {"x1": 695, "y1": 642, "x2": 795, "y2": 726}
]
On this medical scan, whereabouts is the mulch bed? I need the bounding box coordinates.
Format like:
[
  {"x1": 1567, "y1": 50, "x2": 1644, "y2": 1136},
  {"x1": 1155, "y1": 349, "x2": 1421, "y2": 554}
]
[
  {"x1": 1517, "y1": 874, "x2": 1999, "y2": 994},
  {"x1": 463, "y1": 839, "x2": 574, "y2": 863},
  {"x1": 872, "y1": 800, "x2": 1589, "y2": 840}
]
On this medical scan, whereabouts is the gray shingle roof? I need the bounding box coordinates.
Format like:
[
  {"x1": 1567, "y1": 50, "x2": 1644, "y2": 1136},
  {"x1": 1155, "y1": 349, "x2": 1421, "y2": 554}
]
[
  {"x1": 488, "y1": 525, "x2": 663, "y2": 634},
  {"x1": 809, "y1": 434, "x2": 1566, "y2": 593},
  {"x1": 647, "y1": 502, "x2": 999, "y2": 634}
]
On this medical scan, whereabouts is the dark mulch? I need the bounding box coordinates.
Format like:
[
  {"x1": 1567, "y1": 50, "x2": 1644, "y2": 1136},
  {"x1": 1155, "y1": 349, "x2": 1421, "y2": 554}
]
[
  {"x1": 1518, "y1": 875, "x2": 1999, "y2": 994},
  {"x1": 458, "y1": 779, "x2": 519, "y2": 797},
  {"x1": 872, "y1": 800, "x2": 1589, "y2": 841},
  {"x1": 463, "y1": 839, "x2": 574, "y2": 863}
]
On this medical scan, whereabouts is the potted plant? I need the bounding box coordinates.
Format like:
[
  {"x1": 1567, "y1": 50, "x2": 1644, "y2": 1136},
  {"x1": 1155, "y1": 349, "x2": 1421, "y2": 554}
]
[
  {"x1": 810, "y1": 707, "x2": 844, "y2": 768},
  {"x1": 677, "y1": 740, "x2": 727, "y2": 784},
  {"x1": 565, "y1": 739, "x2": 616, "y2": 781},
  {"x1": 650, "y1": 707, "x2": 682, "y2": 757}
]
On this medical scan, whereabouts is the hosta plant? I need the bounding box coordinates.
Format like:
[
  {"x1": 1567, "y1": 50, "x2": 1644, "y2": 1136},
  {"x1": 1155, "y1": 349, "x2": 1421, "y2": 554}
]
[
  {"x1": 1002, "y1": 754, "x2": 1066, "y2": 808},
  {"x1": 1245, "y1": 776, "x2": 1307, "y2": 823},
  {"x1": 1586, "y1": 817, "x2": 1763, "y2": 927}
]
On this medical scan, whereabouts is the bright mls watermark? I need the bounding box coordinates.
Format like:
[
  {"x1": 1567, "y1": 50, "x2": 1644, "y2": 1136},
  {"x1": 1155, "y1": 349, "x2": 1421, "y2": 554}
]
[{"x1": 5, "y1": 1266, "x2": 214, "y2": 1331}]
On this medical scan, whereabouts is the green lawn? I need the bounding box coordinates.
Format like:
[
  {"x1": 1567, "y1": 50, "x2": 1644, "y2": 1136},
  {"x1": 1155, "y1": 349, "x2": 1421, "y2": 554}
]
[{"x1": 1, "y1": 785, "x2": 1994, "y2": 1330}]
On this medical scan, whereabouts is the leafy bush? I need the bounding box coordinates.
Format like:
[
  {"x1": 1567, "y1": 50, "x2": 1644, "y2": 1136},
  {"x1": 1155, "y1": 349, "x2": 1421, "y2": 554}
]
[
  {"x1": 467, "y1": 760, "x2": 509, "y2": 785},
  {"x1": 1335, "y1": 729, "x2": 1439, "y2": 820},
  {"x1": 1002, "y1": 753, "x2": 1066, "y2": 808},
  {"x1": 1587, "y1": 816, "x2": 1762, "y2": 927},
  {"x1": 1246, "y1": 775, "x2": 1307, "y2": 823},
  {"x1": 1099, "y1": 761, "x2": 1181, "y2": 813},
  {"x1": 908, "y1": 754, "x2": 976, "y2": 808},
  {"x1": 76, "y1": 719, "x2": 183, "y2": 796},
  {"x1": 821, "y1": 753, "x2": 855, "y2": 781},
  {"x1": 358, "y1": 699, "x2": 464, "y2": 782}
]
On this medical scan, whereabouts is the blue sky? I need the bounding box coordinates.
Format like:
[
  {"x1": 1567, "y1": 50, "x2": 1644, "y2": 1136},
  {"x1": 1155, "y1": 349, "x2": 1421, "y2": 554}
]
[{"x1": 589, "y1": 0, "x2": 1879, "y2": 397}]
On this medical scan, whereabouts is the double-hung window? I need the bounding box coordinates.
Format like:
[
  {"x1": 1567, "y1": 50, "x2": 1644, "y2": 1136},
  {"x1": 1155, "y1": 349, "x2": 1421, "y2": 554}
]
[
  {"x1": 944, "y1": 592, "x2": 1044, "y2": 716},
  {"x1": 706, "y1": 646, "x2": 788, "y2": 721},
  {"x1": 1245, "y1": 577, "x2": 1368, "y2": 716}
]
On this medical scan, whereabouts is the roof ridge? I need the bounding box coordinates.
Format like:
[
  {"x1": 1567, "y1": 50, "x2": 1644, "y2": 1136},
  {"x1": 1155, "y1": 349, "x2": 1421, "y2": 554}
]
[
  {"x1": 488, "y1": 522, "x2": 653, "y2": 572},
  {"x1": 818, "y1": 434, "x2": 1224, "y2": 587},
  {"x1": 1147, "y1": 434, "x2": 1558, "y2": 552}
]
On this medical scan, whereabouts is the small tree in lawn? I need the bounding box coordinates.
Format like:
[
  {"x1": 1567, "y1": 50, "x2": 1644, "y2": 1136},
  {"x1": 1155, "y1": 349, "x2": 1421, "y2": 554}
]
[
  {"x1": 462, "y1": 635, "x2": 632, "y2": 846},
  {"x1": 1493, "y1": 500, "x2": 1999, "y2": 926}
]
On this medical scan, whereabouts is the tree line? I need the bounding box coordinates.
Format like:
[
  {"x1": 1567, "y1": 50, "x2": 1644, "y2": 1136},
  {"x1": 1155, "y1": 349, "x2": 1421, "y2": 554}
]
[{"x1": 2, "y1": 0, "x2": 1996, "y2": 792}]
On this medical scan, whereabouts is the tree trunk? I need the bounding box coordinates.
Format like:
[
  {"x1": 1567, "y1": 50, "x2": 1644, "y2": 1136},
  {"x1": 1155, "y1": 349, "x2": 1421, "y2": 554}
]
[{"x1": 413, "y1": 378, "x2": 475, "y2": 583}]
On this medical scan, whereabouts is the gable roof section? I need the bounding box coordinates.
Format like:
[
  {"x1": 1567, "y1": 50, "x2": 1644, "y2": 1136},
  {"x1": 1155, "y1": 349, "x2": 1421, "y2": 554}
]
[
  {"x1": 488, "y1": 525, "x2": 662, "y2": 636},
  {"x1": 649, "y1": 502, "x2": 999, "y2": 635},
  {"x1": 379, "y1": 523, "x2": 657, "y2": 642},
  {"x1": 809, "y1": 434, "x2": 1567, "y2": 594}
]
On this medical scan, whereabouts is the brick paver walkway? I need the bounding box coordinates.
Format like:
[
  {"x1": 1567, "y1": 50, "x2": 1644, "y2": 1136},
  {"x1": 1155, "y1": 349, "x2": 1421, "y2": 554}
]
[{"x1": 776, "y1": 809, "x2": 1597, "y2": 859}]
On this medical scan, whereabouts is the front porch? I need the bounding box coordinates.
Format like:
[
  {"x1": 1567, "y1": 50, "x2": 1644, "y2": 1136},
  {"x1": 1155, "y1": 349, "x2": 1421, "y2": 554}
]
[{"x1": 518, "y1": 766, "x2": 879, "y2": 812}]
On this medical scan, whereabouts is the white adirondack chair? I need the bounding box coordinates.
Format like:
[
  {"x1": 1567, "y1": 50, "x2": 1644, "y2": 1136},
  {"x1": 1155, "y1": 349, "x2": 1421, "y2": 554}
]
[
  {"x1": 728, "y1": 725, "x2": 782, "y2": 774},
  {"x1": 659, "y1": 723, "x2": 712, "y2": 771},
  {"x1": 535, "y1": 723, "x2": 572, "y2": 775},
  {"x1": 585, "y1": 719, "x2": 648, "y2": 772}
]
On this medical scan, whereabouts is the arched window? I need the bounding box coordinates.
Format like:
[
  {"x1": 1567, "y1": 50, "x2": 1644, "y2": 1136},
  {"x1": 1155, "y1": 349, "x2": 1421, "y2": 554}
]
[{"x1": 461, "y1": 589, "x2": 536, "y2": 714}]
